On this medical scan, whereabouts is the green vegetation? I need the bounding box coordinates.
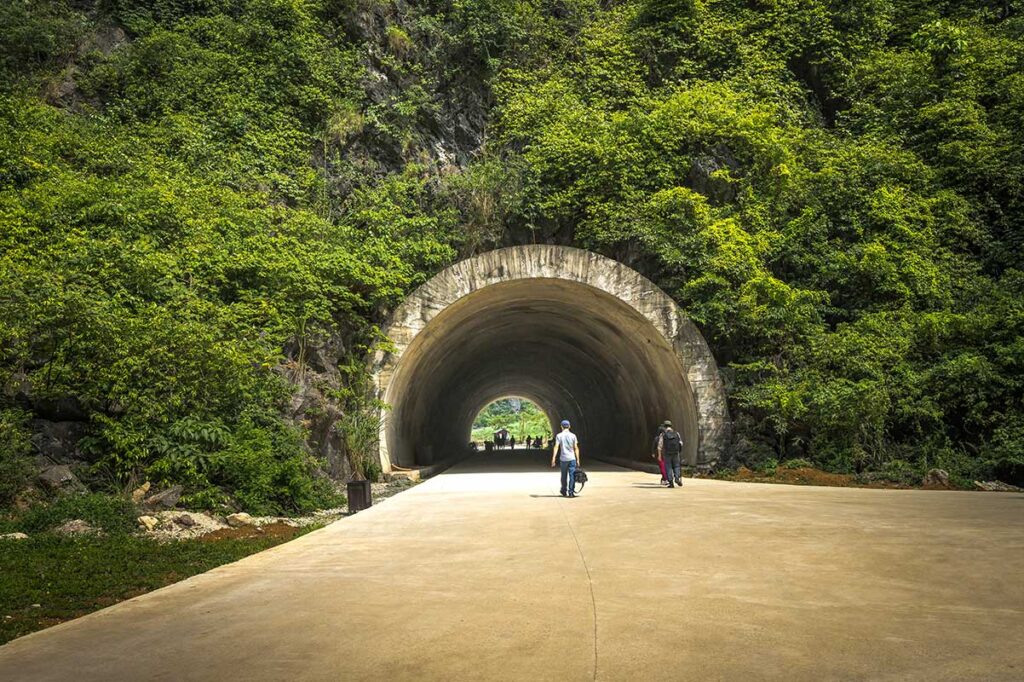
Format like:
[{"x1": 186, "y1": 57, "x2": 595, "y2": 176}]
[
  {"x1": 1, "y1": 0, "x2": 1022, "y2": 514},
  {"x1": 0, "y1": 492, "x2": 137, "y2": 535},
  {"x1": 471, "y1": 398, "x2": 551, "y2": 443},
  {"x1": 0, "y1": 491, "x2": 320, "y2": 644},
  {"x1": 0, "y1": 529, "x2": 315, "y2": 645}
]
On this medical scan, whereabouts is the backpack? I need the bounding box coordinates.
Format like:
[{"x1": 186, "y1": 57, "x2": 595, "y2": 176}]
[{"x1": 662, "y1": 430, "x2": 682, "y2": 455}]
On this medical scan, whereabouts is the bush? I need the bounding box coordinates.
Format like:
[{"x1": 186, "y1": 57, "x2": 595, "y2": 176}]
[
  {"x1": 878, "y1": 459, "x2": 919, "y2": 486},
  {"x1": 208, "y1": 415, "x2": 341, "y2": 515},
  {"x1": 781, "y1": 458, "x2": 814, "y2": 470},
  {"x1": 981, "y1": 421, "x2": 1024, "y2": 486},
  {"x1": 0, "y1": 409, "x2": 33, "y2": 508}
]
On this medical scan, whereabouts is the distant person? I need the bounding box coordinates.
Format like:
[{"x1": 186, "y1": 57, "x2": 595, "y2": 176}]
[
  {"x1": 653, "y1": 422, "x2": 669, "y2": 486},
  {"x1": 657, "y1": 421, "x2": 683, "y2": 488},
  {"x1": 510, "y1": 435, "x2": 516, "y2": 450},
  {"x1": 550, "y1": 419, "x2": 581, "y2": 497}
]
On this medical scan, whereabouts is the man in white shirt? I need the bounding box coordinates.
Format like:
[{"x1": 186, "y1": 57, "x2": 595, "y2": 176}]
[{"x1": 550, "y1": 419, "x2": 581, "y2": 497}]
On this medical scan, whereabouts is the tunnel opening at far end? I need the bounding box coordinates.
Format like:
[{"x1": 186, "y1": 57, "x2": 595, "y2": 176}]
[
  {"x1": 373, "y1": 246, "x2": 729, "y2": 473},
  {"x1": 470, "y1": 397, "x2": 555, "y2": 449}
]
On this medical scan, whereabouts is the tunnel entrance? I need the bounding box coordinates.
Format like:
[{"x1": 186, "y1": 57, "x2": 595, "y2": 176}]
[{"x1": 372, "y1": 245, "x2": 729, "y2": 473}]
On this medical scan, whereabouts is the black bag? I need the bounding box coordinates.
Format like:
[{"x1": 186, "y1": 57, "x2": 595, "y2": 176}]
[
  {"x1": 573, "y1": 467, "x2": 588, "y2": 493},
  {"x1": 661, "y1": 430, "x2": 682, "y2": 455}
]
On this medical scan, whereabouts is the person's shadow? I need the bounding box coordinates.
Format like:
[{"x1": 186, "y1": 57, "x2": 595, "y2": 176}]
[{"x1": 529, "y1": 494, "x2": 565, "y2": 498}]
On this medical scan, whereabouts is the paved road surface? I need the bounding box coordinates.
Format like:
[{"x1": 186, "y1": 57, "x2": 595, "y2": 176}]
[{"x1": 2, "y1": 451, "x2": 1022, "y2": 681}]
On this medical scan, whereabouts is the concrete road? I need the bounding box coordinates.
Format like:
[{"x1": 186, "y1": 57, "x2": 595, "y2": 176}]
[{"x1": 2, "y1": 452, "x2": 1022, "y2": 681}]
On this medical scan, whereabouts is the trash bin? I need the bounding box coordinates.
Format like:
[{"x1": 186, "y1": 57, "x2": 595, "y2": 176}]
[{"x1": 347, "y1": 479, "x2": 372, "y2": 512}]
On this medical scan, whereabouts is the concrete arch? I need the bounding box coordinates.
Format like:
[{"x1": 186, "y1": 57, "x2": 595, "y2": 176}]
[{"x1": 372, "y1": 245, "x2": 729, "y2": 472}]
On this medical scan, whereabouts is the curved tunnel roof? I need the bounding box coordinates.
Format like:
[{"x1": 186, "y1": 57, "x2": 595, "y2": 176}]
[{"x1": 373, "y1": 246, "x2": 729, "y2": 470}]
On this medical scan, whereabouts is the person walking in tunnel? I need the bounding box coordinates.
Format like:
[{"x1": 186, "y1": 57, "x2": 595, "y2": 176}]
[
  {"x1": 653, "y1": 421, "x2": 669, "y2": 486},
  {"x1": 551, "y1": 420, "x2": 581, "y2": 497},
  {"x1": 658, "y1": 421, "x2": 683, "y2": 488},
  {"x1": 510, "y1": 435, "x2": 516, "y2": 451}
]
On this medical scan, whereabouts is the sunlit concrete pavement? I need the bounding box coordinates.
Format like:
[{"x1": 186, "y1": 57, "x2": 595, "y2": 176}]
[{"x1": 2, "y1": 451, "x2": 1022, "y2": 681}]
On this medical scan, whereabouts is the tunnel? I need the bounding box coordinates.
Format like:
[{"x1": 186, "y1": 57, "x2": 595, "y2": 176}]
[{"x1": 372, "y1": 245, "x2": 729, "y2": 472}]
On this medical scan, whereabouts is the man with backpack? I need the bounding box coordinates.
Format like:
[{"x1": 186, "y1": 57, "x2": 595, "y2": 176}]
[
  {"x1": 658, "y1": 420, "x2": 684, "y2": 488},
  {"x1": 550, "y1": 419, "x2": 581, "y2": 497},
  {"x1": 652, "y1": 422, "x2": 669, "y2": 486}
]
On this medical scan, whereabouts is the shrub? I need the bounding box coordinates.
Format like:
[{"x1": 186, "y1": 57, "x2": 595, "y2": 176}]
[
  {"x1": 877, "y1": 459, "x2": 919, "y2": 486},
  {"x1": 209, "y1": 414, "x2": 341, "y2": 515},
  {"x1": 0, "y1": 409, "x2": 33, "y2": 508},
  {"x1": 781, "y1": 458, "x2": 814, "y2": 470},
  {"x1": 981, "y1": 421, "x2": 1024, "y2": 486}
]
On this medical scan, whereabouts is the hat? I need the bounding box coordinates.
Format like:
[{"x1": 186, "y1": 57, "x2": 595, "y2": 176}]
[
  {"x1": 560, "y1": 419, "x2": 570, "y2": 428},
  {"x1": 663, "y1": 420, "x2": 673, "y2": 427}
]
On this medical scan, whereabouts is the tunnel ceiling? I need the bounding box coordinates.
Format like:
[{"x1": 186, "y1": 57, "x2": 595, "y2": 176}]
[{"x1": 372, "y1": 246, "x2": 729, "y2": 471}]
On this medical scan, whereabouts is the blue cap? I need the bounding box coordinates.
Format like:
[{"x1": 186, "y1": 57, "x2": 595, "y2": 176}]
[{"x1": 560, "y1": 419, "x2": 570, "y2": 428}]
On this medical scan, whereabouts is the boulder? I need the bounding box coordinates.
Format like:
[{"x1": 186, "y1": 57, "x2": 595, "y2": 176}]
[
  {"x1": 0, "y1": 532, "x2": 29, "y2": 541},
  {"x1": 54, "y1": 519, "x2": 100, "y2": 536},
  {"x1": 226, "y1": 512, "x2": 255, "y2": 528},
  {"x1": 923, "y1": 469, "x2": 950, "y2": 488},
  {"x1": 37, "y1": 465, "x2": 82, "y2": 491},
  {"x1": 174, "y1": 514, "x2": 196, "y2": 528},
  {"x1": 137, "y1": 515, "x2": 158, "y2": 532},
  {"x1": 131, "y1": 481, "x2": 152, "y2": 504},
  {"x1": 143, "y1": 485, "x2": 183, "y2": 509}
]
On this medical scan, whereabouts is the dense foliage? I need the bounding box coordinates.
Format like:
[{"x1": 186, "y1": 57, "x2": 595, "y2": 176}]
[
  {"x1": 471, "y1": 398, "x2": 551, "y2": 443},
  {"x1": 1, "y1": 0, "x2": 1022, "y2": 508}
]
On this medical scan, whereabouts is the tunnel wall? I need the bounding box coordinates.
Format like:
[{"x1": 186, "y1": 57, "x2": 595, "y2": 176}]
[{"x1": 372, "y1": 245, "x2": 729, "y2": 472}]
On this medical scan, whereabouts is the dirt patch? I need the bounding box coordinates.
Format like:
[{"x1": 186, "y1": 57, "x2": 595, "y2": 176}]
[
  {"x1": 723, "y1": 466, "x2": 909, "y2": 489},
  {"x1": 198, "y1": 522, "x2": 303, "y2": 543}
]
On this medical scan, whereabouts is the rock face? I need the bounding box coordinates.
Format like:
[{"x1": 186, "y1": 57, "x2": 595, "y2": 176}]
[
  {"x1": 280, "y1": 335, "x2": 351, "y2": 482},
  {"x1": 226, "y1": 512, "x2": 255, "y2": 528},
  {"x1": 37, "y1": 465, "x2": 83, "y2": 491},
  {"x1": 373, "y1": 245, "x2": 731, "y2": 473},
  {"x1": 31, "y1": 420, "x2": 89, "y2": 465},
  {"x1": 923, "y1": 469, "x2": 950, "y2": 488},
  {"x1": 143, "y1": 485, "x2": 183, "y2": 509}
]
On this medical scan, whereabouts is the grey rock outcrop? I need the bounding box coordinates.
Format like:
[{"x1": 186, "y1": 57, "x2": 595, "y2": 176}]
[
  {"x1": 37, "y1": 465, "x2": 83, "y2": 492},
  {"x1": 31, "y1": 420, "x2": 89, "y2": 466},
  {"x1": 143, "y1": 485, "x2": 183, "y2": 509},
  {"x1": 923, "y1": 469, "x2": 950, "y2": 488}
]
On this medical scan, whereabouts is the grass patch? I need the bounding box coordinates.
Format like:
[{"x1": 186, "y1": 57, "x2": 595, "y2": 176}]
[
  {"x1": 0, "y1": 493, "x2": 138, "y2": 535},
  {"x1": 0, "y1": 528, "x2": 316, "y2": 645}
]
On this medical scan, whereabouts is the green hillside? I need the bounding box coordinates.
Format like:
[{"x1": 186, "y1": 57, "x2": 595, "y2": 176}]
[{"x1": 1, "y1": 0, "x2": 1022, "y2": 511}]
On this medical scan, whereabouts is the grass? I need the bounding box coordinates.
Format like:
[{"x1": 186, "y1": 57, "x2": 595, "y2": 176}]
[{"x1": 0, "y1": 529, "x2": 316, "y2": 645}]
